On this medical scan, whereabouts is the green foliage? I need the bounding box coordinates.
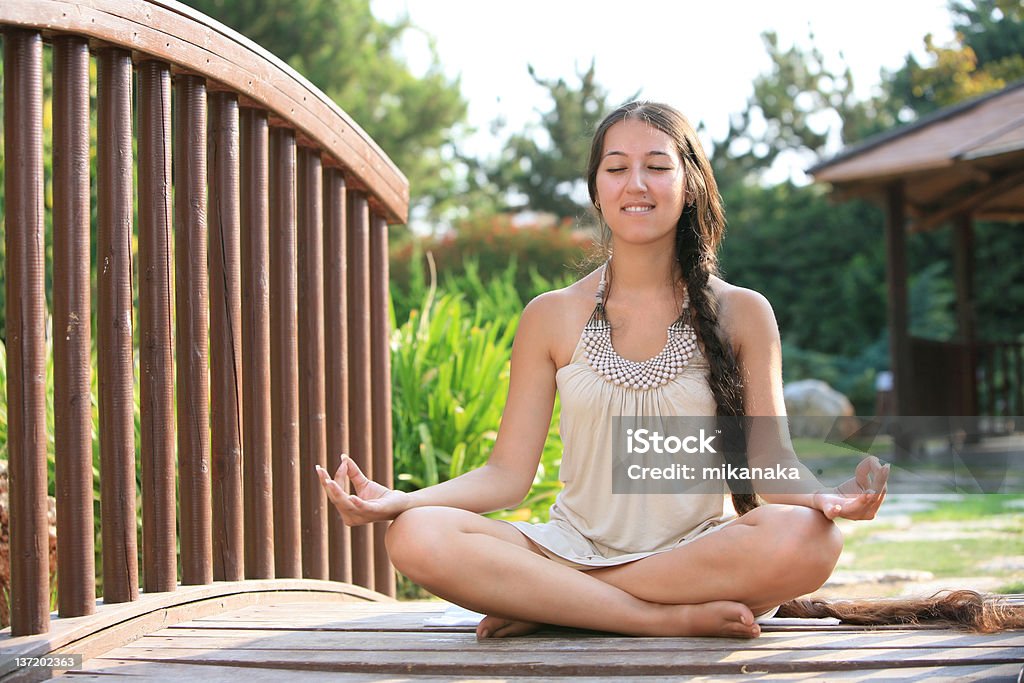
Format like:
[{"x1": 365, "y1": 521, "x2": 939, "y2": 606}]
[
  {"x1": 713, "y1": 1, "x2": 1024, "y2": 184},
  {"x1": 471, "y1": 61, "x2": 629, "y2": 220},
  {"x1": 390, "y1": 261, "x2": 566, "y2": 523},
  {"x1": 390, "y1": 212, "x2": 590, "y2": 324},
  {"x1": 720, "y1": 182, "x2": 890, "y2": 358},
  {"x1": 183, "y1": 0, "x2": 467, "y2": 217}
]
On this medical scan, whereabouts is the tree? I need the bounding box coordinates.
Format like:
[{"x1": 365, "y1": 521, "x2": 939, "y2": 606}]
[
  {"x1": 184, "y1": 0, "x2": 467, "y2": 217},
  {"x1": 479, "y1": 61, "x2": 629, "y2": 221}
]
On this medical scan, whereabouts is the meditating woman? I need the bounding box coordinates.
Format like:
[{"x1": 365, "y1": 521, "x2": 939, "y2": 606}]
[{"x1": 317, "y1": 101, "x2": 1013, "y2": 638}]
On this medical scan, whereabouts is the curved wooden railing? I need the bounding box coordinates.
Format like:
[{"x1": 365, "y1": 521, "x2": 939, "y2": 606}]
[{"x1": 1, "y1": 0, "x2": 405, "y2": 638}]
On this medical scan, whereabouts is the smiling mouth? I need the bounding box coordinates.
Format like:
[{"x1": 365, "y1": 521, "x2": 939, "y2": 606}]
[{"x1": 622, "y1": 205, "x2": 654, "y2": 213}]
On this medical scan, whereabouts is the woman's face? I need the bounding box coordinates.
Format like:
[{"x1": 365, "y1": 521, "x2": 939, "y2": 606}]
[{"x1": 594, "y1": 118, "x2": 686, "y2": 249}]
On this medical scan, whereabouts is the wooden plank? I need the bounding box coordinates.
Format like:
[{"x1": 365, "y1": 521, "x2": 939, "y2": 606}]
[
  {"x1": 68, "y1": 645, "x2": 1024, "y2": 676},
  {"x1": 64, "y1": 659, "x2": 1024, "y2": 683},
  {"x1": 0, "y1": 581, "x2": 388, "y2": 678},
  {"x1": 65, "y1": 658, "x2": 809, "y2": 683},
  {"x1": 67, "y1": 660, "x2": 432, "y2": 681},
  {"x1": 121, "y1": 628, "x2": 1024, "y2": 653}
]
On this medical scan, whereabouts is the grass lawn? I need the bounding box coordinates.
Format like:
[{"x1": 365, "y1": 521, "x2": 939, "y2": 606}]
[{"x1": 836, "y1": 493, "x2": 1024, "y2": 594}]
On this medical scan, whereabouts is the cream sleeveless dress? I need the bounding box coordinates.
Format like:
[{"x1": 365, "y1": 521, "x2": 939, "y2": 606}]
[{"x1": 509, "y1": 296, "x2": 734, "y2": 569}]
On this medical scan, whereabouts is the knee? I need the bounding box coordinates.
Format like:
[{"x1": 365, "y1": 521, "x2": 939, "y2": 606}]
[
  {"x1": 750, "y1": 505, "x2": 843, "y2": 583},
  {"x1": 385, "y1": 507, "x2": 457, "y2": 582}
]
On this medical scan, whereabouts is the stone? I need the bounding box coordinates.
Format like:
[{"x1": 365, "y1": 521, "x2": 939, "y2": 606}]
[{"x1": 784, "y1": 379, "x2": 858, "y2": 438}]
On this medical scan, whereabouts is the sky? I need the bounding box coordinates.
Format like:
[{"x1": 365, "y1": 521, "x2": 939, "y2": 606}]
[{"x1": 372, "y1": 0, "x2": 957, "y2": 183}]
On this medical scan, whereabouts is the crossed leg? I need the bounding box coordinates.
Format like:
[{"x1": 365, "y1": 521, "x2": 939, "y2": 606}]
[{"x1": 385, "y1": 503, "x2": 842, "y2": 639}]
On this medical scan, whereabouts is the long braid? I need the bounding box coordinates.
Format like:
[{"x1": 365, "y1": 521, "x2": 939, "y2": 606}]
[{"x1": 676, "y1": 205, "x2": 759, "y2": 515}]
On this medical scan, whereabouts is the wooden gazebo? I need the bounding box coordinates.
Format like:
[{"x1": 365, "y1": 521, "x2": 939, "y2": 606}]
[{"x1": 810, "y1": 81, "x2": 1024, "y2": 418}]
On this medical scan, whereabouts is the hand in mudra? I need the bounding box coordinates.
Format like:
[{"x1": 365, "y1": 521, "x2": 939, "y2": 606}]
[
  {"x1": 316, "y1": 455, "x2": 410, "y2": 526},
  {"x1": 813, "y1": 455, "x2": 890, "y2": 521}
]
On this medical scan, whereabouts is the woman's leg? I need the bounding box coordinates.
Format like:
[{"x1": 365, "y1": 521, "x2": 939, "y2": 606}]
[
  {"x1": 474, "y1": 504, "x2": 842, "y2": 638},
  {"x1": 385, "y1": 506, "x2": 760, "y2": 638},
  {"x1": 586, "y1": 504, "x2": 844, "y2": 615}
]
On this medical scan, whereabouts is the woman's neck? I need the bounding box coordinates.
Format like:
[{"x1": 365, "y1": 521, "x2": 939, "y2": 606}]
[{"x1": 607, "y1": 246, "x2": 681, "y2": 295}]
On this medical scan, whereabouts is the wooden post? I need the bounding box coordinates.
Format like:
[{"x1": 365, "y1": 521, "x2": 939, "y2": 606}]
[
  {"x1": 241, "y1": 108, "x2": 275, "y2": 578},
  {"x1": 5, "y1": 27, "x2": 50, "y2": 635},
  {"x1": 952, "y1": 212, "x2": 978, "y2": 416},
  {"x1": 137, "y1": 59, "x2": 178, "y2": 593},
  {"x1": 175, "y1": 74, "x2": 212, "y2": 586},
  {"x1": 52, "y1": 35, "x2": 97, "y2": 616},
  {"x1": 884, "y1": 182, "x2": 911, "y2": 418},
  {"x1": 347, "y1": 192, "x2": 374, "y2": 590},
  {"x1": 297, "y1": 147, "x2": 328, "y2": 580},
  {"x1": 370, "y1": 213, "x2": 396, "y2": 598},
  {"x1": 323, "y1": 169, "x2": 352, "y2": 583},
  {"x1": 270, "y1": 126, "x2": 302, "y2": 578},
  {"x1": 209, "y1": 92, "x2": 245, "y2": 581},
  {"x1": 97, "y1": 46, "x2": 139, "y2": 605}
]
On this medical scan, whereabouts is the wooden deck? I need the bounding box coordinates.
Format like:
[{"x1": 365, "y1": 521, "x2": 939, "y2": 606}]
[{"x1": 45, "y1": 599, "x2": 1024, "y2": 682}]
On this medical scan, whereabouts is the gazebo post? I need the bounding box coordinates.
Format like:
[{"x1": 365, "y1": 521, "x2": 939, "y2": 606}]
[
  {"x1": 884, "y1": 181, "x2": 911, "y2": 418},
  {"x1": 952, "y1": 211, "x2": 978, "y2": 415}
]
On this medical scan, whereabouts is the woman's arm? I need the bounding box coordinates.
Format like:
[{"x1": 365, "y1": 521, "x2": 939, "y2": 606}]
[
  {"x1": 318, "y1": 293, "x2": 560, "y2": 525},
  {"x1": 722, "y1": 286, "x2": 887, "y2": 519}
]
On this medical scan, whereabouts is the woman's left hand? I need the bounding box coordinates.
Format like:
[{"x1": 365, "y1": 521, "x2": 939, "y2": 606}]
[{"x1": 812, "y1": 455, "x2": 890, "y2": 521}]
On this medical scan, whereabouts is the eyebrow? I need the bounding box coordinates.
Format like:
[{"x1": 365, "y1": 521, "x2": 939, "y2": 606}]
[{"x1": 602, "y1": 150, "x2": 673, "y2": 159}]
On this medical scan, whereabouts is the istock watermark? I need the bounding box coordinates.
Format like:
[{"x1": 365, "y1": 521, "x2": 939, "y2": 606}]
[{"x1": 611, "y1": 415, "x2": 1024, "y2": 495}]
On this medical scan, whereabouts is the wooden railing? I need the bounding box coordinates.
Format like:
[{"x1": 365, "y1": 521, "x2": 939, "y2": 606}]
[
  {"x1": 2, "y1": 0, "x2": 406, "y2": 637},
  {"x1": 977, "y1": 340, "x2": 1024, "y2": 417},
  {"x1": 907, "y1": 337, "x2": 1023, "y2": 417}
]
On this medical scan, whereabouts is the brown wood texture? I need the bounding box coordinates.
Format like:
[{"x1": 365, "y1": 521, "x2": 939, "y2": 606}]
[
  {"x1": 96, "y1": 46, "x2": 139, "y2": 606},
  {"x1": 4, "y1": 27, "x2": 51, "y2": 636},
  {"x1": 175, "y1": 74, "x2": 213, "y2": 586},
  {"x1": 884, "y1": 182, "x2": 911, "y2": 418},
  {"x1": 369, "y1": 213, "x2": 396, "y2": 598},
  {"x1": 345, "y1": 192, "x2": 374, "y2": 590},
  {"x1": 814, "y1": 84, "x2": 1024, "y2": 184},
  {"x1": 137, "y1": 58, "x2": 178, "y2": 595},
  {"x1": 41, "y1": 601, "x2": 1024, "y2": 681},
  {"x1": 209, "y1": 91, "x2": 245, "y2": 582},
  {"x1": 269, "y1": 126, "x2": 302, "y2": 579},
  {"x1": 297, "y1": 147, "x2": 329, "y2": 580},
  {"x1": 0, "y1": 581, "x2": 390, "y2": 681},
  {"x1": 51, "y1": 35, "x2": 97, "y2": 618},
  {"x1": 240, "y1": 108, "x2": 275, "y2": 579},
  {"x1": 0, "y1": 0, "x2": 408, "y2": 223},
  {"x1": 323, "y1": 169, "x2": 353, "y2": 584}
]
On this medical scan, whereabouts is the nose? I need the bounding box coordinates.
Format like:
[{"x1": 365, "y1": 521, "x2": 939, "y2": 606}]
[{"x1": 626, "y1": 167, "x2": 648, "y2": 193}]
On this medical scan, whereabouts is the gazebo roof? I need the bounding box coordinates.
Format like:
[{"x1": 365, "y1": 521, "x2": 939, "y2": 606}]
[{"x1": 809, "y1": 80, "x2": 1024, "y2": 232}]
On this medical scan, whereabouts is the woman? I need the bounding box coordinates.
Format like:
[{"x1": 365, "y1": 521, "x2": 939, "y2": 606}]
[{"x1": 317, "y1": 102, "x2": 1011, "y2": 638}]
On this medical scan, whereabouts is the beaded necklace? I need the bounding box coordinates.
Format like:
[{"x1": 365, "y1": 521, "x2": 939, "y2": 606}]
[{"x1": 582, "y1": 261, "x2": 698, "y2": 390}]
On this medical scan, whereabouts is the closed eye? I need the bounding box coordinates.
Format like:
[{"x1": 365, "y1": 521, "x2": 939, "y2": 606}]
[{"x1": 649, "y1": 166, "x2": 673, "y2": 171}]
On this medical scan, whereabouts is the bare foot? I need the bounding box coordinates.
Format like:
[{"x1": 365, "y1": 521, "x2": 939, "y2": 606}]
[
  {"x1": 476, "y1": 614, "x2": 542, "y2": 640},
  {"x1": 657, "y1": 600, "x2": 760, "y2": 639}
]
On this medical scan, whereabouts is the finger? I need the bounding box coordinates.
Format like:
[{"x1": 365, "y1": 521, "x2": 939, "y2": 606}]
[
  {"x1": 875, "y1": 463, "x2": 891, "y2": 492},
  {"x1": 345, "y1": 456, "x2": 372, "y2": 489},
  {"x1": 331, "y1": 456, "x2": 353, "y2": 494}
]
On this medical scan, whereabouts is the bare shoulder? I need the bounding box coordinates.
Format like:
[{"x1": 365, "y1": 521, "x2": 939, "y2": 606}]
[
  {"x1": 519, "y1": 271, "x2": 600, "y2": 368},
  {"x1": 708, "y1": 277, "x2": 780, "y2": 353}
]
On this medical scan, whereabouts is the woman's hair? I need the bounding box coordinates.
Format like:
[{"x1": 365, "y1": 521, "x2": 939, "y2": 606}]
[
  {"x1": 778, "y1": 589, "x2": 1024, "y2": 633},
  {"x1": 585, "y1": 101, "x2": 1024, "y2": 634},
  {"x1": 586, "y1": 101, "x2": 758, "y2": 514}
]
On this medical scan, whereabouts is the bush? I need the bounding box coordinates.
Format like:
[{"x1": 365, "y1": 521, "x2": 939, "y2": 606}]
[
  {"x1": 390, "y1": 260, "x2": 567, "y2": 524},
  {"x1": 391, "y1": 211, "x2": 592, "y2": 324}
]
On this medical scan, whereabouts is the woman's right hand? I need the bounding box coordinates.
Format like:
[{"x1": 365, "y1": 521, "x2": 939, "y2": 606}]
[{"x1": 316, "y1": 455, "x2": 411, "y2": 526}]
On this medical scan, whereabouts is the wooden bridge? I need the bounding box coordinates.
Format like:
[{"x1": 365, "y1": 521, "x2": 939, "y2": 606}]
[{"x1": 1, "y1": 1, "x2": 1023, "y2": 680}]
